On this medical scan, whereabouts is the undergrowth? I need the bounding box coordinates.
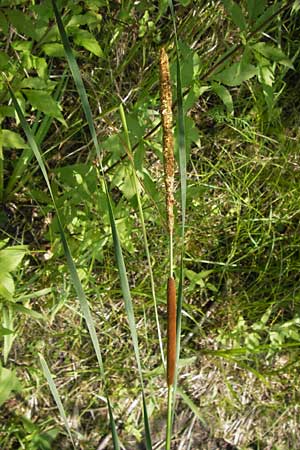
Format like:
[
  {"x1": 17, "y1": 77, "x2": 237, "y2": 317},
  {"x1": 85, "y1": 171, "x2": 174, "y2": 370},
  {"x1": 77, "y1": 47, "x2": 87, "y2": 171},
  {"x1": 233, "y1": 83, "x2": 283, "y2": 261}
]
[{"x1": 1, "y1": 1, "x2": 300, "y2": 449}]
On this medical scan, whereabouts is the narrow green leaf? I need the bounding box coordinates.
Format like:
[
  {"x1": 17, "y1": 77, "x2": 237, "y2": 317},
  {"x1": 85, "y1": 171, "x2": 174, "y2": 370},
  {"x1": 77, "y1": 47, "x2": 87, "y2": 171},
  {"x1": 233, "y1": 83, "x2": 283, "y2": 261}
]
[
  {"x1": 11, "y1": 303, "x2": 44, "y2": 320},
  {"x1": 177, "y1": 386, "x2": 207, "y2": 426},
  {"x1": 168, "y1": 2, "x2": 187, "y2": 448},
  {"x1": 292, "y1": 0, "x2": 300, "y2": 14},
  {"x1": 0, "y1": 326, "x2": 13, "y2": 336},
  {"x1": 106, "y1": 190, "x2": 153, "y2": 450},
  {"x1": 222, "y1": 0, "x2": 247, "y2": 31},
  {"x1": 0, "y1": 245, "x2": 27, "y2": 272},
  {"x1": 51, "y1": 1, "x2": 151, "y2": 447},
  {"x1": 39, "y1": 354, "x2": 76, "y2": 448},
  {"x1": 120, "y1": 104, "x2": 165, "y2": 369},
  {"x1": 2, "y1": 306, "x2": 15, "y2": 364},
  {"x1": 7, "y1": 82, "x2": 119, "y2": 450}
]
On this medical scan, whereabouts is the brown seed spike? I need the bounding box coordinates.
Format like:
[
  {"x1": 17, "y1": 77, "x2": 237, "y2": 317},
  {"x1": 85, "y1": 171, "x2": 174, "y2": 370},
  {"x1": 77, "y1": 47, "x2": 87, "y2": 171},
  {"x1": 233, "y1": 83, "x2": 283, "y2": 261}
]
[
  {"x1": 167, "y1": 277, "x2": 176, "y2": 386},
  {"x1": 159, "y1": 47, "x2": 175, "y2": 236}
]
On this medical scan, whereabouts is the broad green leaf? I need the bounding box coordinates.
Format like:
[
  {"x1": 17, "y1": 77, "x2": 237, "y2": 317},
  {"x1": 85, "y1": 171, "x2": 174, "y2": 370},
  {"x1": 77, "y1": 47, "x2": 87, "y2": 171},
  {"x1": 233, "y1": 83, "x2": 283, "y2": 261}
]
[
  {"x1": 67, "y1": 11, "x2": 102, "y2": 27},
  {"x1": 0, "y1": 245, "x2": 27, "y2": 272},
  {"x1": 0, "y1": 12, "x2": 8, "y2": 34},
  {"x1": 0, "y1": 106, "x2": 15, "y2": 119},
  {"x1": 42, "y1": 43, "x2": 65, "y2": 57},
  {"x1": 0, "y1": 326, "x2": 13, "y2": 336},
  {"x1": 177, "y1": 41, "x2": 194, "y2": 89},
  {"x1": 213, "y1": 60, "x2": 257, "y2": 86},
  {"x1": 12, "y1": 40, "x2": 33, "y2": 52},
  {"x1": 20, "y1": 77, "x2": 51, "y2": 90},
  {"x1": 1, "y1": 130, "x2": 28, "y2": 149},
  {"x1": 186, "y1": 269, "x2": 214, "y2": 282},
  {"x1": 0, "y1": 272, "x2": 14, "y2": 299},
  {"x1": 23, "y1": 90, "x2": 66, "y2": 124},
  {"x1": 73, "y1": 29, "x2": 103, "y2": 56},
  {"x1": 6, "y1": 9, "x2": 37, "y2": 40},
  {"x1": 246, "y1": 0, "x2": 266, "y2": 21},
  {"x1": 211, "y1": 83, "x2": 233, "y2": 114},
  {"x1": 0, "y1": 366, "x2": 21, "y2": 406},
  {"x1": 121, "y1": 168, "x2": 140, "y2": 200},
  {"x1": 0, "y1": 51, "x2": 9, "y2": 69},
  {"x1": 32, "y1": 56, "x2": 48, "y2": 79},
  {"x1": 3, "y1": 306, "x2": 15, "y2": 363},
  {"x1": 259, "y1": 65, "x2": 274, "y2": 86},
  {"x1": 252, "y1": 42, "x2": 294, "y2": 69},
  {"x1": 222, "y1": 0, "x2": 247, "y2": 31}
]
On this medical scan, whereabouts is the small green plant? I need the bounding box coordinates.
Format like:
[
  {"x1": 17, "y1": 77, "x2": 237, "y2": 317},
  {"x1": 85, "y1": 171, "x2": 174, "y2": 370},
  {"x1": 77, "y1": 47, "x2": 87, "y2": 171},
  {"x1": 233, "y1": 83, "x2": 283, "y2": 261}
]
[
  {"x1": 218, "y1": 307, "x2": 300, "y2": 358},
  {"x1": 0, "y1": 242, "x2": 45, "y2": 363}
]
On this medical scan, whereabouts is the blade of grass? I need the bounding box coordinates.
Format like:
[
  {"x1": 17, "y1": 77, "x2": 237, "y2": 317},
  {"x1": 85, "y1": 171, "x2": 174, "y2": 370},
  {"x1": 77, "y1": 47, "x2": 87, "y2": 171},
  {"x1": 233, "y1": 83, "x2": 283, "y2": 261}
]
[
  {"x1": 167, "y1": 1, "x2": 187, "y2": 447},
  {"x1": 5, "y1": 80, "x2": 120, "y2": 450},
  {"x1": 159, "y1": 44, "x2": 177, "y2": 450},
  {"x1": 119, "y1": 103, "x2": 165, "y2": 370},
  {"x1": 51, "y1": 1, "x2": 152, "y2": 447},
  {"x1": 38, "y1": 353, "x2": 76, "y2": 448},
  {"x1": 105, "y1": 182, "x2": 153, "y2": 450},
  {"x1": 0, "y1": 137, "x2": 3, "y2": 202}
]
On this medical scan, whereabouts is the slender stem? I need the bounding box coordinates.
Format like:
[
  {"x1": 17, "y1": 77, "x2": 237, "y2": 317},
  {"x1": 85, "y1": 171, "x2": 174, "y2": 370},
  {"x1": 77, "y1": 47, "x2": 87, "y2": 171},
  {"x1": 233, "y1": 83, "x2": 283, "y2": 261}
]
[
  {"x1": 169, "y1": 232, "x2": 173, "y2": 278},
  {"x1": 119, "y1": 104, "x2": 166, "y2": 368},
  {"x1": 0, "y1": 146, "x2": 3, "y2": 202},
  {"x1": 166, "y1": 384, "x2": 173, "y2": 450}
]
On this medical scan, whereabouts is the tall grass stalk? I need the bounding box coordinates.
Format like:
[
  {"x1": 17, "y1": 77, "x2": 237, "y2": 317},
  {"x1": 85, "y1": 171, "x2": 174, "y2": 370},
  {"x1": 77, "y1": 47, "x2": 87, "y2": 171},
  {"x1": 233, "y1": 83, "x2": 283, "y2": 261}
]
[
  {"x1": 167, "y1": 0, "x2": 188, "y2": 445},
  {"x1": 159, "y1": 46, "x2": 176, "y2": 450},
  {"x1": 6, "y1": 80, "x2": 120, "y2": 449},
  {"x1": 119, "y1": 103, "x2": 165, "y2": 369},
  {"x1": 51, "y1": 1, "x2": 153, "y2": 447}
]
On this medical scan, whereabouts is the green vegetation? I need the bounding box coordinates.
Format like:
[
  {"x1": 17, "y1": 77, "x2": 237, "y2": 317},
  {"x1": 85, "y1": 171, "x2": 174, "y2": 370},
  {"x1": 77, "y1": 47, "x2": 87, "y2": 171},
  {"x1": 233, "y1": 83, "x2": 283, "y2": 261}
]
[{"x1": 1, "y1": 0, "x2": 300, "y2": 448}]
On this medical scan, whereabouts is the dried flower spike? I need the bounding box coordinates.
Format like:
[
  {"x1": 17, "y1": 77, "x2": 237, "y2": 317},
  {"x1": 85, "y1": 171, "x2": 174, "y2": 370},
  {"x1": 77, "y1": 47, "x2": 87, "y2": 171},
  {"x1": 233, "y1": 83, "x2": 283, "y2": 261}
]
[{"x1": 159, "y1": 47, "x2": 175, "y2": 236}]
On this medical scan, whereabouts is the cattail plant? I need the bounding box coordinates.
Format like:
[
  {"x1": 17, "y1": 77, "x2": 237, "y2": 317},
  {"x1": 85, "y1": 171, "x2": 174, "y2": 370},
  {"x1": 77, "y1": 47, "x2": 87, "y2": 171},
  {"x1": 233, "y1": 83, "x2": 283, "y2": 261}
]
[{"x1": 160, "y1": 46, "x2": 177, "y2": 450}]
